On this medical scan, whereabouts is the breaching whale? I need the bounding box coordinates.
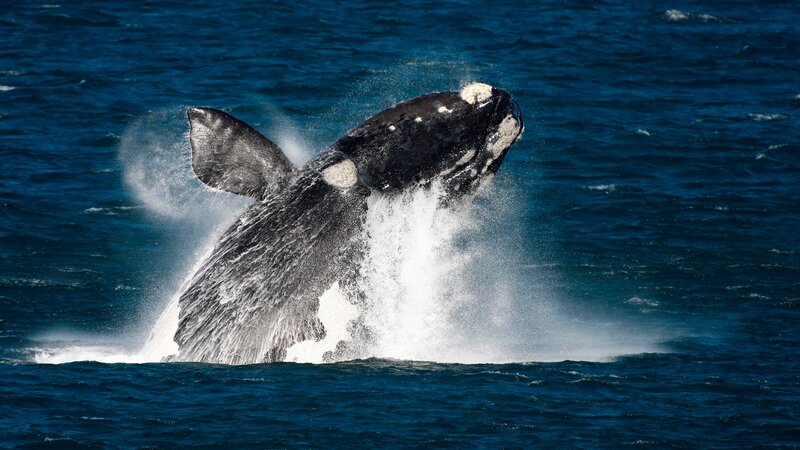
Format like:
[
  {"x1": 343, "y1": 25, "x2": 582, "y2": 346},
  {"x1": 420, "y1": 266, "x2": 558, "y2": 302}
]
[{"x1": 173, "y1": 83, "x2": 523, "y2": 364}]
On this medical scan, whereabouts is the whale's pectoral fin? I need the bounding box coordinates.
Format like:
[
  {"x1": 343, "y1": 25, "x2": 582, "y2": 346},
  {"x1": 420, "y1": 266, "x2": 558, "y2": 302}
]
[{"x1": 187, "y1": 107, "x2": 294, "y2": 199}]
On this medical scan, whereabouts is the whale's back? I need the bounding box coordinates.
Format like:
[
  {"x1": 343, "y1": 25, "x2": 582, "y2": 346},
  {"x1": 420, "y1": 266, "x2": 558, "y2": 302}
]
[{"x1": 174, "y1": 172, "x2": 367, "y2": 364}]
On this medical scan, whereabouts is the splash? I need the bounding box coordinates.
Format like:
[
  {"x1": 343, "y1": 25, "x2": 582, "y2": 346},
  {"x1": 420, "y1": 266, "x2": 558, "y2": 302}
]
[
  {"x1": 351, "y1": 184, "x2": 477, "y2": 361},
  {"x1": 33, "y1": 70, "x2": 665, "y2": 365},
  {"x1": 33, "y1": 231, "x2": 221, "y2": 364},
  {"x1": 34, "y1": 109, "x2": 265, "y2": 364},
  {"x1": 283, "y1": 181, "x2": 664, "y2": 364}
]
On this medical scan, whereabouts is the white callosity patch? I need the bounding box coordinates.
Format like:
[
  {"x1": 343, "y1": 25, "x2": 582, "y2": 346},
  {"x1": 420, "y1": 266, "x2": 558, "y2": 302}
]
[
  {"x1": 440, "y1": 148, "x2": 475, "y2": 176},
  {"x1": 481, "y1": 158, "x2": 493, "y2": 174},
  {"x1": 486, "y1": 114, "x2": 521, "y2": 158},
  {"x1": 322, "y1": 159, "x2": 358, "y2": 188},
  {"x1": 459, "y1": 82, "x2": 493, "y2": 105},
  {"x1": 455, "y1": 148, "x2": 476, "y2": 166},
  {"x1": 285, "y1": 282, "x2": 358, "y2": 362},
  {"x1": 437, "y1": 106, "x2": 453, "y2": 114},
  {"x1": 415, "y1": 117, "x2": 422, "y2": 123}
]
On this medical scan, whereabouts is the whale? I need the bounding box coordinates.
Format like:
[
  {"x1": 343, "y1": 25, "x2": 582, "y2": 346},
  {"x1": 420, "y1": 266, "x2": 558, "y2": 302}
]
[{"x1": 172, "y1": 83, "x2": 523, "y2": 364}]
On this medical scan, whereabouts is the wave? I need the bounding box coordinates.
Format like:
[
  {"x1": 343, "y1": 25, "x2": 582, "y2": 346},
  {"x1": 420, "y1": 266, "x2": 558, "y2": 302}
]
[
  {"x1": 748, "y1": 113, "x2": 787, "y2": 122},
  {"x1": 586, "y1": 184, "x2": 617, "y2": 193},
  {"x1": 663, "y1": 9, "x2": 720, "y2": 23}
]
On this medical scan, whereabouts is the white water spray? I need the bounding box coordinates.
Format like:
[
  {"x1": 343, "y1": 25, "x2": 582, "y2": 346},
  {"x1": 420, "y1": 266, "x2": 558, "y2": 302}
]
[
  {"x1": 34, "y1": 109, "x2": 261, "y2": 363},
  {"x1": 282, "y1": 181, "x2": 664, "y2": 364},
  {"x1": 354, "y1": 184, "x2": 469, "y2": 361}
]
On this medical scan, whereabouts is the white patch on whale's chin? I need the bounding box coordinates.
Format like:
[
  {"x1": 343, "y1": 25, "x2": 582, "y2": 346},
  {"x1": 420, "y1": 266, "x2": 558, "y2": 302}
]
[
  {"x1": 459, "y1": 82, "x2": 493, "y2": 105},
  {"x1": 455, "y1": 148, "x2": 477, "y2": 166},
  {"x1": 486, "y1": 114, "x2": 521, "y2": 158},
  {"x1": 285, "y1": 282, "x2": 357, "y2": 363},
  {"x1": 322, "y1": 159, "x2": 358, "y2": 188},
  {"x1": 440, "y1": 148, "x2": 476, "y2": 176}
]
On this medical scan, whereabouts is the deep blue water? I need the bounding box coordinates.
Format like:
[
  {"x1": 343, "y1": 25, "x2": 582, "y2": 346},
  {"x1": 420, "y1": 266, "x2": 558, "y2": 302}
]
[{"x1": 2, "y1": 0, "x2": 800, "y2": 447}]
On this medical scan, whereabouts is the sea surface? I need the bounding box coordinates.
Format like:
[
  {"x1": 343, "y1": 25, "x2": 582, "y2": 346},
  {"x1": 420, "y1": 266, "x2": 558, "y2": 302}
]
[{"x1": 1, "y1": 0, "x2": 799, "y2": 447}]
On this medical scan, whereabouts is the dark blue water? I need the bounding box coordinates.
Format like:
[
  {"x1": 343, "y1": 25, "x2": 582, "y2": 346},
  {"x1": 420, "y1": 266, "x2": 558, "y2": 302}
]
[{"x1": 2, "y1": 0, "x2": 799, "y2": 447}]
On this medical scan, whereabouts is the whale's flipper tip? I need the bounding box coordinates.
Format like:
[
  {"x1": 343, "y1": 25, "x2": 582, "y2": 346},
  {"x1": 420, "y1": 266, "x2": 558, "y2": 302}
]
[{"x1": 187, "y1": 107, "x2": 294, "y2": 199}]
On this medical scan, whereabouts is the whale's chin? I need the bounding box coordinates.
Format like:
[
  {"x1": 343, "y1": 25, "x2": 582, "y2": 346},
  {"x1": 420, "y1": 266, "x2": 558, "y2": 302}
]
[
  {"x1": 442, "y1": 101, "x2": 523, "y2": 198},
  {"x1": 440, "y1": 140, "x2": 522, "y2": 198}
]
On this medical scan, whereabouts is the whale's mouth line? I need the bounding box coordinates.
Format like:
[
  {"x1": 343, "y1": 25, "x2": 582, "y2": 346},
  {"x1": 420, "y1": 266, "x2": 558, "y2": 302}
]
[{"x1": 512, "y1": 99, "x2": 524, "y2": 138}]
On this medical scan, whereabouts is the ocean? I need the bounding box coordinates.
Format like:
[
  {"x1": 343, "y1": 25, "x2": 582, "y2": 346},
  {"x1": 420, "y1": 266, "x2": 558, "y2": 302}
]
[{"x1": 1, "y1": 0, "x2": 799, "y2": 447}]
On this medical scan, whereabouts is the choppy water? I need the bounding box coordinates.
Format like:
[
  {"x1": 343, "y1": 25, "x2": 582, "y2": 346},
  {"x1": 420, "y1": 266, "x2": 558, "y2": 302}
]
[{"x1": 1, "y1": 0, "x2": 799, "y2": 447}]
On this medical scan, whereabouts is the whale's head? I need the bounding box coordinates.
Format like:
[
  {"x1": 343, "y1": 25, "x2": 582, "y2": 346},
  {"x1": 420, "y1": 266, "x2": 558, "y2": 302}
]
[{"x1": 331, "y1": 82, "x2": 523, "y2": 195}]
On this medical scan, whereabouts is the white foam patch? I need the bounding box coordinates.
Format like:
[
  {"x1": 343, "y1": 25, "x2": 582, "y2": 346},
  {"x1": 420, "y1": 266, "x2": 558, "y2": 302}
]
[
  {"x1": 749, "y1": 113, "x2": 786, "y2": 122},
  {"x1": 587, "y1": 184, "x2": 617, "y2": 193},
  {"x1": 664, "y1": 9, "x2": 719, "y2": 22},
  {"x1": 285, "y1": 283, "x2": 358, "y2": 363},
  {"x1": 459, "y1": 82, "x2": 493, "y2": 105},
  {"x1": 664, "y1": 9, "x2": 689, "y2": 21},
  {"x1": 34, "y1": 341, "x2": 141, "y2": 364}
]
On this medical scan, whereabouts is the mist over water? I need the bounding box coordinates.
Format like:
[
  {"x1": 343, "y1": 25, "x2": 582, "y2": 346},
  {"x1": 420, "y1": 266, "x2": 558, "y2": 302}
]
[{"x1": 34, "y1": 110, "x2": 251, "y2": 363}]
